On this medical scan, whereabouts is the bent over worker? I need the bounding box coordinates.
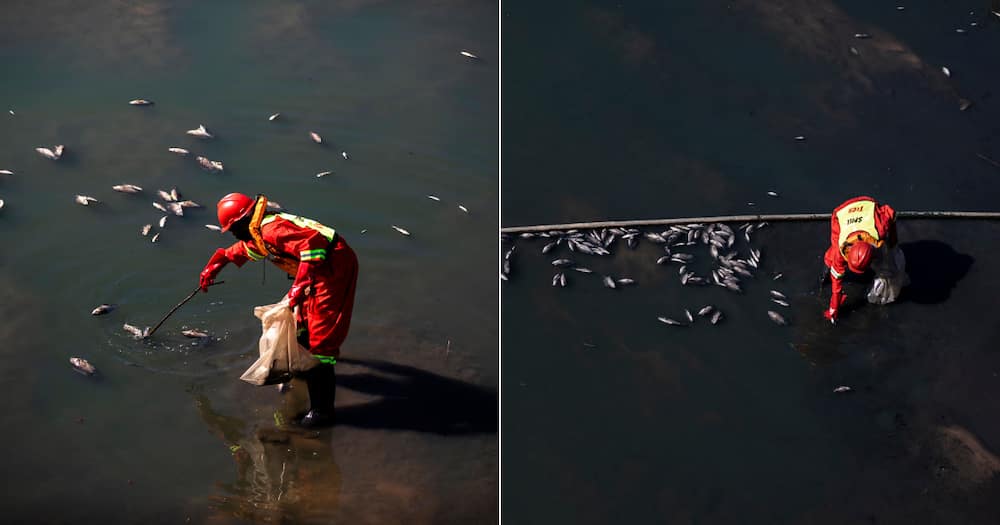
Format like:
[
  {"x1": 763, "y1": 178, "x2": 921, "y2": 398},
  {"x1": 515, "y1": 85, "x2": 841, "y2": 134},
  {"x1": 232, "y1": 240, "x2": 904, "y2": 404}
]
[
  {"x1": 822, "y1": 195, "x2": 909, "y2": 324},
  {"x1": 199, "y1": 193, "x2": 359, "y2": 427}
]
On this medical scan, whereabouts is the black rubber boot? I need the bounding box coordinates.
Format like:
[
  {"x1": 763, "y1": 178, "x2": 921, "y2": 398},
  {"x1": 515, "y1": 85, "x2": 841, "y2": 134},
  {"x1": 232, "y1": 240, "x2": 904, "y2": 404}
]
[{"x1": 300, "y1": 363, "x2": 336, "y2": 428}]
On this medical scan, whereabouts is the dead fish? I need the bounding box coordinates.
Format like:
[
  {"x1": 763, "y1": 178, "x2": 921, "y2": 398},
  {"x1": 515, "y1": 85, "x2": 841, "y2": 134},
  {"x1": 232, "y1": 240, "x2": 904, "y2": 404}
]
[
  {"x1": 168, "y1": 147, "x2": 189, "y2": 156},
  {"x1": 697, "y1": 305, "x2": 714, "y2": 316},
  {"x1": 710, "y1": 310, "x2": 723, "y2": 325},
  {"x1": 559, "y1": 273, "x2": 567, "y2": 287},
  {"x1": 458, "y1": 205, "x2": 469, "y2": 213},
  {"x1": 942, "y1": 66, "x2": 951, "y2": 77},
  {"x1": 794, "y1": 136, "x2": 806, "y2": 141},
  {"x1": 427, "y1": 195, "x2": 441, "y2": 201},
  {"x1": 551, "y1": 273, "x2": 560, "y2": 287},
  {"x1": 767, "y1": 191, "x2": 779, "y2": 197},
  {"x1": 158, "y1": 215, "x2": 167, "y2": 228},
  {"x1": 277, "y1": 382, "x2": 292, "y2": 393},
  {"x1": 36, "y1": 147, "x2": 59, "y2": 160},
  {"x1": 186, "y1": 124, "x2": 214, "y2": 139},
  {"x1": 391, "y1": 225, "x2": 410, "y2": 236},
  {"x1": 551, "y1": 259, "x2": 573, "y2": 267},
  {"x1": 170, "y1": 188, "x2": 180, "y2": 201},
  {"x1": 129, "y1": 99, "x2": 153, "y2": 106},
  {"x1": 69, "y1": 357, "x2": 97, "y2": 376},
  {"x1": 656, "y1": 256, "x2": 671, "y2": 265},
  {"x1": 268, "y1": 113, "x2": 281, "y2": 121},
  {"x1": 309, "y1": 131, "x2": 322, "y2": 144},
  {"x1": 167, "y1": 203, "x2": 184, "y2": 216},
  {"x1": 849, "y1": 46, "x2": 860, "y2": 56},
  {"x1": 0, "y1": 169, "x2": 13, "y2": 175},
  {"x1": 196, "y1": 156, "x2": 224, "y2": 172},
  {"x1": 685, "y1": 309, "x2": 694, "y2": 323},
  {"x1": 178, "y1": 200, "x2": 201, "y2": 208},
  {"x1": 955, "y1": 28, "x2": 966, "y2": 34},
  {"x1": 112, "y1": 184, "x2": 143, "y2": 193},
  {"x1": 959, "y1": 99, "x2": 973, "y2": 112},
  {"x1": 602, "y1": 276, "x2": 616, "y2": 289},
  {"x1": 205, "y1": 224, "x2": 222, "y2": 232},
  {"x1": 854, "y1": 33, "x2": 871, "y2": 39},
  {"x1": 54, "y1": 145, "x2": 65, "y2": 158},
  {"x1": 141, "y1": 224, "x2": 151, "y2": 236},
  {"x1": 657, "y1": 317, "x2": 684, "y2": 326},
  {"x1": 157, "y1": 189, "x2": 175, "y2": 202},
  {"x1": 460, "y1": 50, "x2": 480, "y2": 59},
  {"x1": 772, "y1": 272, "x2": 783, "y2": 280},
  {"x1": 152, "y1": 202, "x2": 168, "y2": 213},
  {"x1": 75, "y1": 195, "x2": 98, "y2": 206},
  {"x1": 316, "y1": 171, "x2": 333, "y2": 178},
  {"x1": 833, "y1": 386, "x2": 852, "y2": 393},
  {"x1": 151, "y1": 232, "x2": 161, "y2": 243},
  {"x1": 616, "y1": 278, "x2": 635, "y2": 286},
  {"x1": 771, "y1": 299, "x2": 790, "y2": 307},
  {"x1": 123, "y1": 323, "x2": 144, "y2": 338},
  {"x1": 767, "y1": 311, "x2": 788, "y2": 326},
  {"x1": 770, "y1": 290, "x2": 787, "y2": 300},
  {"x1": 342, "y1": 151, "x2": 349, "y2": 160},
  {"x1": 267, "y1": 201, "x2": 283, "y2": 211},
  {"x1": 573, "y1": 267, "x2": 593, "y2": 273},
  {"x1": 181, "y1": 329, "x2": 210, "y2": 338},
  {"x1": 504, "y1": 246, "x2": 516, "y2": 260},
  {"x1": 91, "y1": 304, "x2": 116, "y2": 316},
  {"x1": 541, "y1": 241, "x2": 558, "y2": 254}
]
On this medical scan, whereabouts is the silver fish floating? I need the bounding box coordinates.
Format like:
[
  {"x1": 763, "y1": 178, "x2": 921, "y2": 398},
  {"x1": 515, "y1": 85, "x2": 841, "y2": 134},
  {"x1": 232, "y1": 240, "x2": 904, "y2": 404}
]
[
  {"x1": 91, "y1": 304, "x2": 116, "y2": 316},
  {"x1": 166, "y1": 203, "x2": 184, "y2": 217},
  {"x1": 75, "y1": 195, "x2": 98, "y2": 206},
  {"x1": 141, "y1": 224, "x2": 151, "y2": 236},
  {"x1": 168, "y1": 147, "x2": 189, "y2": 156},
  {"x1": 205, "y1": 224, "x2": 222, "y2": 232},
  {"x1": 772, "y1": 272, "x2": 783, "y2": 280},
  {"x1": 697, "y1": 306, "x2": 714, "y2": 316},
  {"x1": 656, "y1": 256, "x2": 671, "y2": 265},
  {"x1": 69, "y1": 357, "x2": 97, "y2": 376},
  {"x1": 181, "y1": 329, "x2": 210, "y2": 338},
  {"x1": 573, "y1": 267, "x2": 593, "y2": 273},
  {"x1": 710, "y1": 310, "x2": 723, "y2": 325},
  {"x1": 658, "y1": 317, "x2": 684, "y2": 326},
  {"x1": 0, "y1": 170, "x2": 13, "y2": 175},
  {"x1": 460, "y1": 50, "x2": 480, "y2": 60},
  {"x1": 602, "y1": 276, "x2": 616, "y2": 289},
  {"x1": 854, "y1": 33, "x2": 871, "y2": 39},
  {"x1": 129, "y1": 99, "x2": 153, "y2": 106},
  {"x1": 151, "y1": 233, "x2": 160, "y2": 243},
  {"x1": 771, "y1": 299, "x2": 790, "y2": 307},
  {"x1": 942, "y1": 66, "x2": 951, "y2": 78},
  {"x1": 123, "y1": 323, "x2": 144, "y2": 339},
  {"x1": 170, "y1": 188, "x2": 180, "y2": 201},
  {"x1": 342, "y1": 151, "x2": 349, "y2": 160},
  {"x1": 833, "y1": 386, "x2": 852, "y2": 393},
  {"x1": 112, "y1": 184, "x2": 143, "y2": 193},
  {"x1": 309, "y1": 131, "x2": 323, "y2": 144},
  {"x1": 685, "y1": 309, "x2": 694, "y2": 323},
  {"x1": 616, "y1": 278, "x2": 635, "y2": 286},
  {"x1": 767, "y1": 191, "x2": 779, "y2": 197},
  {"x1": 152, "y1": 202, "x2": 168, "y2": 213},
  {"x1": 767, "y1": 311, "x2": 788, "y2": 326},
  {"x1": 36, "y1": 147, "x2": 59, "y2": 160},
  {"x1": 195, "y1": 156, "x2": 224, "y2": 172},
  {"x1": 391, "y1": 225, "x2": 410, "y2": 236},
  {"x1": 268, "y1": 113, "x2": 280, "y2": 121},
  {"x1": 186, "y1": 124, "x2": 214, "y2": 139},
  {"x1": 159, "y1": 216, "x2": 167, "y2": 228},
  {"x1": 177, "y1": 200, "x2": 201, "y2": 208},
  {"x1": 316, "y1": 171, "x2": 332, "y2": 178},
  {"x1": 458, "y1": 205, "x2": 469, "y2": 213},
  {"x1": 769, "y1": 290, "x2": 787, "y2": 300},
  {"x1": 157, "y1": 190, "x2": 175, "y2": 202},
  {"x1": 427, "y1": 195, "x2": 441, "y2": 201},
  {"x1": 551, "y1": 259, "x2": 573, "y2": 267}
]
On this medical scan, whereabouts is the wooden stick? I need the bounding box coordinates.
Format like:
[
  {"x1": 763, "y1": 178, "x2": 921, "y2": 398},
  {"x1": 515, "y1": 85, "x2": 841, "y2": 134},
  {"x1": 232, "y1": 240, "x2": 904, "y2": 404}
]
[
  {"x1": 500, "y1": 211, "x2": 1000, "y2": 234},
  {"x1": 144, "y1": 281, "x2": 224, "y2": 338}
]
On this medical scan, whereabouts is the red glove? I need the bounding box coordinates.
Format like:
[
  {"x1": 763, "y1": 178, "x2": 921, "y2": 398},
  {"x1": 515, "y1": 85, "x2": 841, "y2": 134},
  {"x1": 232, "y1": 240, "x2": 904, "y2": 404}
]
[
  {"x1": 200, "y1": 248, "x2": 229, "y2": 292},
  {"x1": 824, "y1": 289, "x2": 846, "y2": 324},
  {"x1": 287, "y1": 260, "x2": 317, "y2": 308}
]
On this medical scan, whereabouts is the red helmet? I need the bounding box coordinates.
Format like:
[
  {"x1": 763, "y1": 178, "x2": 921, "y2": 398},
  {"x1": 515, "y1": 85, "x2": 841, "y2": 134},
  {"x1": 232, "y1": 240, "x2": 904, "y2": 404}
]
[
  {"x1": 846, "y1": 241, "x2": 874, "y2": 273},
  {"x1": 217, "y1": 193, "x2": 255, "y2": 232}
]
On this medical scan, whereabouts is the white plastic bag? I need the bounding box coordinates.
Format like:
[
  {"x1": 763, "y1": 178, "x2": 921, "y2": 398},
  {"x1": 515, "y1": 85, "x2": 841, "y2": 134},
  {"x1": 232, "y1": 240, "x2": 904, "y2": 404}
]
[
  {"x1": 240, "y1": 297, "x2": 318, "y2": 386},
  {"x1": 867, "y1": 245, "x2": 909, "y2": 305}
]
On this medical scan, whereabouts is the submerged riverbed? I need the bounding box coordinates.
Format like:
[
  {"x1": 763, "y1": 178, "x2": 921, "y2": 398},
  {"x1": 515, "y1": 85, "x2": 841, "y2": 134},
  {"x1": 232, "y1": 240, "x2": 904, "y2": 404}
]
[{"x1": 0, "y1": 1, "x2": 496, "y2": 522}]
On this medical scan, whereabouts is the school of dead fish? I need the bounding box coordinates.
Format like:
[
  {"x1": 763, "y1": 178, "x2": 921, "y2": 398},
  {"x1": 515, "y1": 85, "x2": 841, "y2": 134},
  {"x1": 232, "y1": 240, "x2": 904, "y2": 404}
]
[{"x1": 502, "y1": 221, "x2": 794, "y2": 328}]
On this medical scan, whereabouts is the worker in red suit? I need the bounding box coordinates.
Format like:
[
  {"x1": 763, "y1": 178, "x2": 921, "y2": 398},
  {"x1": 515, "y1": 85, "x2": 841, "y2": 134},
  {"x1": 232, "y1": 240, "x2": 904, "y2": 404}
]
[
  {"x1": 822, "y1": 195, "x2": 909, "y2": 324},
  {"x1": 199, "y1": 193, "x2": 359, "y2": 427}
]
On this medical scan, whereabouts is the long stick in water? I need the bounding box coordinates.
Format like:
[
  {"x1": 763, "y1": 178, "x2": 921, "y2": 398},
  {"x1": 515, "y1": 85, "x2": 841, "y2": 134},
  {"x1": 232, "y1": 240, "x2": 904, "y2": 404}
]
[{"x1": 144, "y1": 281, "x2": 224, "y2": 338}]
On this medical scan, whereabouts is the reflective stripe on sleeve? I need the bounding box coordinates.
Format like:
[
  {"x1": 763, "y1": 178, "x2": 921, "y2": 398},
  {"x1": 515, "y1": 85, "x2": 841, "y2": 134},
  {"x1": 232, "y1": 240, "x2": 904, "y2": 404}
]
[
  {"x1": 314, "y1": 355, "x2": 337, "y2": 365},
  {"x1": 299, "y1": 248, "x2": 327, "y2": 261},
  {"x1": 830, "y1": 267, "x2": 845, "y2": 279},
  {"x1": 244, "y1": 242, "x2": 266, "y2": 261}
]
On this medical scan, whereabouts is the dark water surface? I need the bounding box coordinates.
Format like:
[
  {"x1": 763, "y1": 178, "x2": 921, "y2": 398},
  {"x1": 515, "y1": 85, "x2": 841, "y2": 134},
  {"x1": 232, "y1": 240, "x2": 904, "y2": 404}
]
[
  {"x1": 504, "y1": 1, "x2": 1000, "y2": 524},
  {"x1": 0, "y1": 1, "x2": 496, "y2": 523}
]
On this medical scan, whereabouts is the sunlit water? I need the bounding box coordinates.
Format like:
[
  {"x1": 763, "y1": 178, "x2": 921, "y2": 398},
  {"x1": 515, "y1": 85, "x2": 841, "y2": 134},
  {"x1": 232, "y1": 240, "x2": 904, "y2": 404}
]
[{"x1": 0, "y1": 1, "x2": 496, "y2": 522}]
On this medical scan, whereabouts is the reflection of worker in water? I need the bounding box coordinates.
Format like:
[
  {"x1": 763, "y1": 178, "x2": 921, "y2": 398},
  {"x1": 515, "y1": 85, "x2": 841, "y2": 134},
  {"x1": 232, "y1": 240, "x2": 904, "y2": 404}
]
[
  {"x1": 194, "y1": 394, "x2": 342, "y2": 524},
  {"x1": 822, "y1": 195, "x2": 909, "y2": 324}
]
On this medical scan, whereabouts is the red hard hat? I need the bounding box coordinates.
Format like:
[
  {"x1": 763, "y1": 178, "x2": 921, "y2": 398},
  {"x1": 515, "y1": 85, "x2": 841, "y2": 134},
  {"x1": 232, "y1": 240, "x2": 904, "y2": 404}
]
[
  {"x1": 847, "y1": 241, "x2": 874, "y2": 273},
  {"x1": 217, "y1": 193, "x2": 255, "y2": 232}
]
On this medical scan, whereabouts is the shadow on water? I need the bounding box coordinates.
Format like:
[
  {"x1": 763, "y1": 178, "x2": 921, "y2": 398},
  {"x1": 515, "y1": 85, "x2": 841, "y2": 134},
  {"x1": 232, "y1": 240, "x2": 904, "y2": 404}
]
[
  {"x1": 335, "y1": 357, "x2": 498, "y2": 435},
  {"x1": 898, "y1": 240, "x2": 974, "y2": 304}
]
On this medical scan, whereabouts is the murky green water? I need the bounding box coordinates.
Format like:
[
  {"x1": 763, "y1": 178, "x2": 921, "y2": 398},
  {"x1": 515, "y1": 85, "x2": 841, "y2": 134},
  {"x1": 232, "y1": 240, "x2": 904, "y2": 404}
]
[
  {"x1": 504, "y1": 1, "x2": 1000, "y2": 523},
  {"x1": 0, "y1": 1, "x2": 496, "y2": 522}
]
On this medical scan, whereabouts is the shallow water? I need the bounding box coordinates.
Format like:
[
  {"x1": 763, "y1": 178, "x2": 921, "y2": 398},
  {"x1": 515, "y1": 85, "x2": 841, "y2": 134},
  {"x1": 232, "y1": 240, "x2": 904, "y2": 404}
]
[
  {"x1": 503, "y1": 1, "x2": 1000, "y2": 523},
  {"x1": 0, "y1": 2, "x2": 496, "y2": 522}
]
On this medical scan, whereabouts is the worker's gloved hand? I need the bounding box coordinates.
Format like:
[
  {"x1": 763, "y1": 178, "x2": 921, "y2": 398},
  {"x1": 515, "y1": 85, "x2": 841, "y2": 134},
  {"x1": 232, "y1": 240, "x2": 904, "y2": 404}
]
[
  {"x1": 200, "y1": 248, "x2": 229, "y2": 292},
  {"x1": 823, "y1": 307, "x2": 838, "y2": 324},
  {"x1": 824, "y1": 291, "x2": 846, "y2": 325},
  {"x1": 287, "y1": 260, "x2": 317, "y2": 309}
]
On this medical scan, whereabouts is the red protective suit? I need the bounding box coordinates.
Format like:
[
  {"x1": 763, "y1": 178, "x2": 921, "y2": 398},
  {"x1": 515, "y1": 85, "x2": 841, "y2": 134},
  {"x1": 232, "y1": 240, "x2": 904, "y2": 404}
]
[
  {"x1": 221, "y1": 214, "x2": 358, "y2": 359},
  {"x1": 822, "y1": 196, "x2": 897, "y2": 317}
]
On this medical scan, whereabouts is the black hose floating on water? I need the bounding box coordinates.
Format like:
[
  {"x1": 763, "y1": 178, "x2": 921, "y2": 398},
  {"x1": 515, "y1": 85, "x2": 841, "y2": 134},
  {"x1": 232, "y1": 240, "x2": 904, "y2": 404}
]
[{"x1": 499, "y1": 211, "x2": 1000, "y2": 234}]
